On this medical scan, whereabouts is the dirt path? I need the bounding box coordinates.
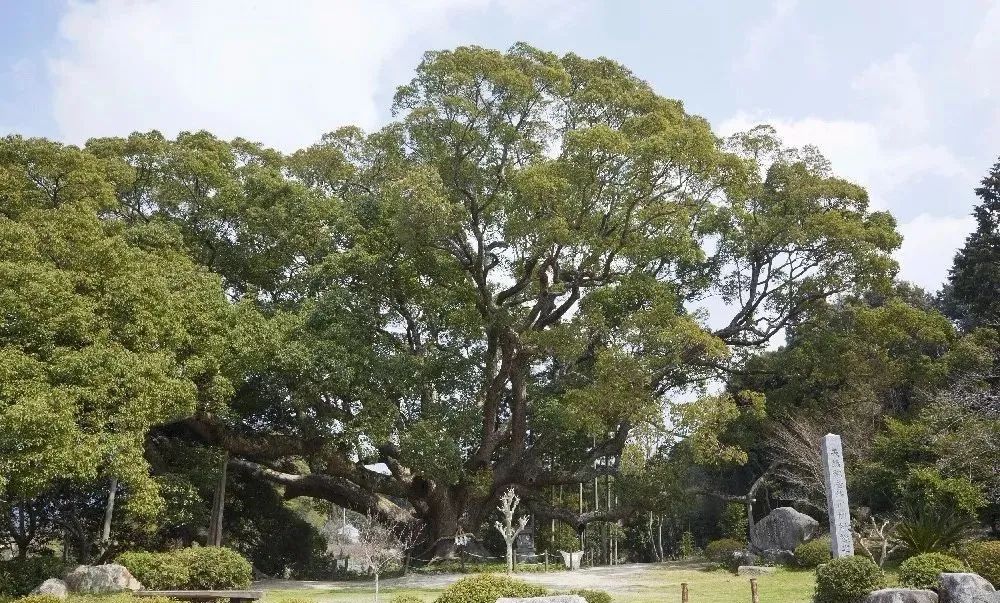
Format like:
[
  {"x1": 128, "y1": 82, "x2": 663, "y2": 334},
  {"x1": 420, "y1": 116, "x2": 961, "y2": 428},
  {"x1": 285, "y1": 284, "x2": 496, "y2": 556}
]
[{"x1": 257, "y1": 561, "x2": 713, "y2": 595}]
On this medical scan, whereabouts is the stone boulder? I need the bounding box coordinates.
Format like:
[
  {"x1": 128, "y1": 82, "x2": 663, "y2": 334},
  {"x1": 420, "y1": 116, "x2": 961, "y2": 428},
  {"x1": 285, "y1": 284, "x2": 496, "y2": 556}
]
[
  {"x1": 497, "y1": 597, "x2": 586, "y2": 603},
  {"x1": 31, "y1": 579, "x2": 68, "y2": 599},
  {"x1": 64, "y1": 564, "x2": 143, "y2": 594},
  {"x1": 731, "y1": 549, "x2": 758, "y2": 569},
  {"x1": 938, "y1": 573, "x2": 997, "y2": 603},
  {"x1": 752, "y1": 507, "x2": 819, "y2": 552},
  {"x1": 737, "y1": 565, "x2": 776, "y2": 576},
  {"x1": 865, "y1": 588, "x2": 938, "y2": 603},
  {"x1": 759, "y1": 548, "x2": 796, "y2": 565}
]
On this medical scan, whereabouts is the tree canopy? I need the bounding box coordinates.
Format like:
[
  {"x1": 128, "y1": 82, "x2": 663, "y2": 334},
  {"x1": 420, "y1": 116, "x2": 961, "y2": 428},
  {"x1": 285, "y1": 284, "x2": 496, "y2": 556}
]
[{"x1": 1, "y1": 43, "x2": 923, "y2": 560}]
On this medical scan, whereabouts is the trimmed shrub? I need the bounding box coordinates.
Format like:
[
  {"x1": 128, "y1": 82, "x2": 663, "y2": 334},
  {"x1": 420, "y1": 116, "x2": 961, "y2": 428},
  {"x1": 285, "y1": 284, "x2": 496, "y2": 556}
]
[
  {"x1": 434, "y1": 574, "x2": 546, "y2": 603},
  {"x1": 118, "y1": 551, "x2": 190, "y2": 590},
  {"x1": 964, "y1": 540, "x2": 1000, "y2": 587},
  {"x1": 180, "y1": 547, "x2": 252, "y2": 590},
  {"x1": 0, "y1": 557, "x2": 70, "y2": 597},
  {"x1": 118, "y1": 547, "x2": 251, "y2": 590},
  {"x1": 705, "y1": 538, "x2": 745, "y2": 564},
  {"x1": 814, "y1": 556, "x2": 886, "y2": 603},
  {"x1": 795, "y1": 537, "x2": 832, "y2": 569},
  {"x1": 570, "y1": 589, "x2": 612, "y2": 603},
  {"x1": 898, "y1": 552, "x2": 968, "y2": 589},
  {"x1": 390, "y1": 596, "x2": 424, "y2": 603}
]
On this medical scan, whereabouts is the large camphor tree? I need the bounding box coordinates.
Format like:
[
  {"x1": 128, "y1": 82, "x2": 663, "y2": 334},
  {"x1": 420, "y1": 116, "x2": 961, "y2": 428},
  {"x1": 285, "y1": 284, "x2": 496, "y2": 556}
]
[{"x1": 32, "y1": 44, "x2": 898, "y2": 557}]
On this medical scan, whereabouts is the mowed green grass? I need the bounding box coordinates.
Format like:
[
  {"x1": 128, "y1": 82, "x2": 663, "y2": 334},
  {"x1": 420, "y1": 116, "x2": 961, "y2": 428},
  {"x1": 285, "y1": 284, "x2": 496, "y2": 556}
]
[{"x1": 264, "y1": 564, "x2": 819, "y2": 603}]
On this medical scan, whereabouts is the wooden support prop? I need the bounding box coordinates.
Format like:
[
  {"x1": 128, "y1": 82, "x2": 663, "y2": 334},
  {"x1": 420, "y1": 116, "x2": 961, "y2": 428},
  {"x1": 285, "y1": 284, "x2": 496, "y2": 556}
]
[
  {"x1": 750, "y1": 578, "x2": 760, "y2": 603},
  {"x1": 681, "y1": 582, "x2": 689, "y2": 603}
]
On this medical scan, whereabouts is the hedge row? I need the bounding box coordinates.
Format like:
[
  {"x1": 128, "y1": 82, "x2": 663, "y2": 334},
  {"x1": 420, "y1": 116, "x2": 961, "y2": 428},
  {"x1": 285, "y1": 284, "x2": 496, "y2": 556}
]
[{"x1": 117, "y1": 547, "x2": 252, "y2": 590}]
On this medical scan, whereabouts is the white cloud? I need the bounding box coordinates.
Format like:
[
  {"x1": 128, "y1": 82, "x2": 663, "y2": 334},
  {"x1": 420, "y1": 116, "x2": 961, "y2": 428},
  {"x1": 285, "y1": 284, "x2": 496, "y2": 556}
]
[
  {"x1": 47, "y1": 0, "x2": 579, "y2": 152},
  {"x1": 737, "y1": 0, "x2": 798, "y2": 72},
  {"x1": 718, "y1": 113, "x2": 968, "y2": 211},
  {"x1": 970, "y1": 1, "x2": 1000, "y2": 99},
  {"x1": 896, "y1": 213, "x2": 973, "y2": 292},
  {"x1": 852, "y1": 52, "x2": 928, "y2": 136}
]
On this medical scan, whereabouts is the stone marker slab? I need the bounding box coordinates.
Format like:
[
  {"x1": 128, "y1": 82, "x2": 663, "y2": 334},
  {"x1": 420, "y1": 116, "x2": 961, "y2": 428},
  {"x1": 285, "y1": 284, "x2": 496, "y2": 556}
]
[{"x1": 821, "y1": 433, "x2": 854, "y2": 558}]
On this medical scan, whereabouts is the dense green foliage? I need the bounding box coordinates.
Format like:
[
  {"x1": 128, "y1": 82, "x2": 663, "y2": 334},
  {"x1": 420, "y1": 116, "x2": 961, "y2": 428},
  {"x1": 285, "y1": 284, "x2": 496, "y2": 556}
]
[
  {"x1": 1, "y1": 41, "x2": 997, "y2": 577},
  {"x1": 813, "y1": 556, "x2": 886, "y2": 603},
  {"x1": 0, "y1": 557, "x2": 69, "y2": 597},
  {"x1": 794, "y1": 537, "x2": 832, "y2": 569},
  {"x1": 117, "y1": 547, "x2": 252, "y2": 590},
  {"x1": 433, "y1": 574, "x2": 547, "y2": 603},
  {"x1": 945, "y1": 157, "x2": 1000, "y2": 329},
  {"x1": 390, "y1": 596, "x2": 425, "y2": 603},
  {"x1": 705, "y1": 538, "x2": 744, "y2": 563},
  {"x1": 719, "y1": 503, "x2": 749, "y2": 540},
  {"x1": 964, "y1": 540, "x2": 1000, "y2": 587},
  {"x1": 898, "y1": 552, "x2": 967, "y2": 589},
  {"x1": 117, "y1": 550, "x2": 190, "y2": 590}
]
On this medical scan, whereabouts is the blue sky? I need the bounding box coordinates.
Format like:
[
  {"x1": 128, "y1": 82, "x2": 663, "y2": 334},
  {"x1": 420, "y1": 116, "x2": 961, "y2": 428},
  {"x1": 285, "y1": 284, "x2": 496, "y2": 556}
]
[{"x1": 2, "y1": 0, "x2": 999, "y2": 293}]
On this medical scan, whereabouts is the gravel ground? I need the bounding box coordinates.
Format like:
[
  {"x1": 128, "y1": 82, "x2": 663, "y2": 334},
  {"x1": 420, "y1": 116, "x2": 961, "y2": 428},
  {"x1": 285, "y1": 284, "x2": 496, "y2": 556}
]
[{"x1": 257, "y1": 561, "x2": 714, "y2": 595}]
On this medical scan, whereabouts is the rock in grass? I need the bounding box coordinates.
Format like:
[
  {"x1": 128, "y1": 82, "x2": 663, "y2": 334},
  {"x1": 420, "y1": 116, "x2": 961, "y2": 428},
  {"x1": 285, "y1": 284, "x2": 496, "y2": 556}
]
[
  {"x1": 64, "y1": 564, "x2": 143, "y2": 594},
  {"x1": 31, "y1": 578, "x2": 68, "y2": 599}
]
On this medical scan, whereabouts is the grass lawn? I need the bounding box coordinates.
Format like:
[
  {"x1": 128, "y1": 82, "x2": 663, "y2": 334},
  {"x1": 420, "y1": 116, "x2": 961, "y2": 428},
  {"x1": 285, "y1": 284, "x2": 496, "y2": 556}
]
[{"x1": 264, "y1": 563, "x2": 819, "y2": 603}]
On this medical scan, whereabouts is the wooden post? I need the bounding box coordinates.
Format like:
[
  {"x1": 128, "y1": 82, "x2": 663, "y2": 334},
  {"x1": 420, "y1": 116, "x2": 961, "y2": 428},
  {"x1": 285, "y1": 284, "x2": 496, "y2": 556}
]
[
  {"x1": 750, "y1": 578, "x2": 759, "y2": 603},
  {"x1": 681, "y1": 582, "x2": 689, "y2": 603}
]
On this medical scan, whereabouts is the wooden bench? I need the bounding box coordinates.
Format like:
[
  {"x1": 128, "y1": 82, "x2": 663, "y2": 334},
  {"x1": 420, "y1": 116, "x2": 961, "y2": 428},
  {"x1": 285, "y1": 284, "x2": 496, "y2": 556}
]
[{"x1": 135, "y1": 590, "x2": 264, "y2": 603}]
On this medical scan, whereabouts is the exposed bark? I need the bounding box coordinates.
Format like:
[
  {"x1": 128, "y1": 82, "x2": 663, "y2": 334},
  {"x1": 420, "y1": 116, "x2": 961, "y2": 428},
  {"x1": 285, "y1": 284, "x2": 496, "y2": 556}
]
[
  {"x1": 207, "y1": 452, "x2": 227, "y2": 546},
  {"x1": 100, "y1": 476, "x2": 118, "y2": 547}
]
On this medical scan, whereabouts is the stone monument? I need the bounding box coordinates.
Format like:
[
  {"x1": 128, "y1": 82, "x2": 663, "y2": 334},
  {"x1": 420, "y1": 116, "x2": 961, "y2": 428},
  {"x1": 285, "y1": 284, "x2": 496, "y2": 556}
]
[{"x1": 820, "y1": 433, "x2": 854, "y2": 558}]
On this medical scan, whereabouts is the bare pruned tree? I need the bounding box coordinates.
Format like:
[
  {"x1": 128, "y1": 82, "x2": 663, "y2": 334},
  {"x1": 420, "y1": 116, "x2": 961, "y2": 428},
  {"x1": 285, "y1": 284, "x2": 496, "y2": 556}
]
[
  {"x1": 768, "y1": 415, "x2": 830, "y2": 510},
  {"x1": 355, "y1": 512, "x2": 422, "y2": 603},
  {"x1": 494, "y1": 488, "x2": 529, "y2": 575}
]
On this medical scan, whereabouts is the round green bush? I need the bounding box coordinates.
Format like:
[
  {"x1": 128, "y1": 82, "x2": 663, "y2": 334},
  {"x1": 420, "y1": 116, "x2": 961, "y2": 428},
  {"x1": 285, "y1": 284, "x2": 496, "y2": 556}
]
[
  {"x1": 705, "y1": 538, "x2": 745, "y2": 564},
  {"x1": 795, "y1": 537, "x2": 832, "y2": 568},
  {"x1": 814, "y1": 556, "x2": 887, "y2": 603},
  {"x1": 434, "y1": 574, "x2": 547, "y2": 603},
  {"x1": 118, "y1": 550, "x2": 190, "y2": 590},
  {"x1": 180, "y1": 547, "x2": 253, "y2": 590},
  {"x1": 898, "y1": 552, "x2": 968, "y2": 589},
  {"x1": 0, "y1": 557, "x2": 70, "y2": 597},
  {"x1": 964, "y1": 540, "x2": 1000, "y2": 587},
  {"x1": 570, "y1": 589, "x2": 612, "y2": 603},
  {"x1": 118, "y1": 547, "x2": 251, "y2": 590}
]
